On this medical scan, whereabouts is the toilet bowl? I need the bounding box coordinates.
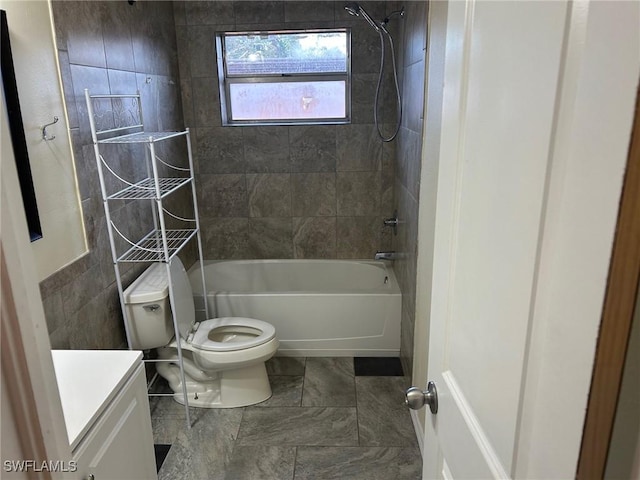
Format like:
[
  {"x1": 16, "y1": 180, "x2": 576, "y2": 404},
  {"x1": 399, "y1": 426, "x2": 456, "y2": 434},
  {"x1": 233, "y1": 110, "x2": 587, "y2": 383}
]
[{"x1": 123, "y1": 258, "x2": 279, "y2": 408}]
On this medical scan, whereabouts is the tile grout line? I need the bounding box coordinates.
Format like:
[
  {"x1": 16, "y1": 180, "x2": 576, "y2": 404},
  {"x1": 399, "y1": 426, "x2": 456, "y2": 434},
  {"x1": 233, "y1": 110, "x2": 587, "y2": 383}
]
[
  {"x1": 354, "y1": 357, "x2": 361, "y2": 447},
  {"x1": 292, "y1": 445, "x2": 298, "y2": 480},
  {"x1": 300, "y1": 356, "x2": 307, "y2": 407},
  {"x1": 229, "y1": 404, "x2": 247, "y2": 473},
  {"x1": 293, "y1": 357, "x2": 307, "y2": 479}
]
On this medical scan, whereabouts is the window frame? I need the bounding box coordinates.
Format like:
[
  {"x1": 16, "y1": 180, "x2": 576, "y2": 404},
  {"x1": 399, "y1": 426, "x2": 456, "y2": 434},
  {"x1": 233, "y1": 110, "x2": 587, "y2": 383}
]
[{"x1": 215, "y1": 28, "x2": 352, "y2": 126}]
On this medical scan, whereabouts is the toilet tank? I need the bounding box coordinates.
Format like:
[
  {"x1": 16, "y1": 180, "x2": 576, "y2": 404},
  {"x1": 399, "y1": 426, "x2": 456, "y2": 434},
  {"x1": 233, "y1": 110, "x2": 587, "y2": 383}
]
[{"x1": 123, "y1": 263, "x2": 174, "y2": 350}]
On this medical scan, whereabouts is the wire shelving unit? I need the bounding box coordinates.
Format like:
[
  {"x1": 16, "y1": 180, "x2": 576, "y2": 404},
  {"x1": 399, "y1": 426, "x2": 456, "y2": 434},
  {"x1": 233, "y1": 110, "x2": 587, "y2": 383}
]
[{"x1": 85, "y1": 89, "x2": 209, "y2": 429}]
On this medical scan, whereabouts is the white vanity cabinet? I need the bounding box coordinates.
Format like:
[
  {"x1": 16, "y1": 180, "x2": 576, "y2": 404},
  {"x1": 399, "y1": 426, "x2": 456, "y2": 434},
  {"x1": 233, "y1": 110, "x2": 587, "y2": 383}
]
[{"x1": 52, "y1": 350, "x2": 157, "y2": 480}]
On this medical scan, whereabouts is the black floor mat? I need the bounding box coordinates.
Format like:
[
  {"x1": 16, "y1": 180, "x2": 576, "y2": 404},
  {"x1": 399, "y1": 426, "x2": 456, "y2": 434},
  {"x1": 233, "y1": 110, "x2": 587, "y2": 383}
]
[
  {"x1": 154, "y1": 444, "x2": 171, "y2": 472},
  {"x1": 354, "y1": 357, "x2": 404, "y2": 376}
]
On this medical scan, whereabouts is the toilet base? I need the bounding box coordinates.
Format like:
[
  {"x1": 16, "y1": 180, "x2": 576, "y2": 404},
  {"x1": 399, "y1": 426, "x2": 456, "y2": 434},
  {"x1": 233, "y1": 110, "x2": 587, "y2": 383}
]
[{"x1": 158, "y1": 361, "x2": 273, "y2": 408}]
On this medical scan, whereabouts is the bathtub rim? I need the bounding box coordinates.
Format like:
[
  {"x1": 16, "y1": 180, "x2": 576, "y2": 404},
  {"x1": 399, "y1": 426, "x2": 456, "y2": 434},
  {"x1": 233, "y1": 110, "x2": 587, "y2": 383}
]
[{"x1": 187, "y1": 258, "x2": 401, "y2": 295}]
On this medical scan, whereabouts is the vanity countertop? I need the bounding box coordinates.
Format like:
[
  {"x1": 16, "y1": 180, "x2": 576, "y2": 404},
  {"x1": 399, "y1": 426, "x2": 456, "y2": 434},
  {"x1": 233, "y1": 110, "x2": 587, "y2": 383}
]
[{"x1": 51, "y1": 350, "x2": 143, "y2": 450}]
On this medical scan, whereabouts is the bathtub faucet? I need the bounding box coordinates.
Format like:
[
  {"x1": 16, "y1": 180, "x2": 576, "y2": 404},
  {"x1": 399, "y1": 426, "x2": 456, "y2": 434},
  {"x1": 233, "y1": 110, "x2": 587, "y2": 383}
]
[{"x1": 375, "y1": 251, "x2": 396, "y2": 260}]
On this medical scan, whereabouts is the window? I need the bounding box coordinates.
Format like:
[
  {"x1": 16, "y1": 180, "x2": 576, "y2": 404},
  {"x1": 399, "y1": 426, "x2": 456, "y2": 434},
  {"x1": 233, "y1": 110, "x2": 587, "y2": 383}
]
[{"x1": 216, "y1": 29, "x2": 351, "y2": 126}]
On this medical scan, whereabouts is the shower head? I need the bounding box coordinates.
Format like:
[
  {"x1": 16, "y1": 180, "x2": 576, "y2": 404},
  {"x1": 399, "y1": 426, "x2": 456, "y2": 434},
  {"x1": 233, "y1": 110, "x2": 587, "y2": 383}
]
[
  {"x1": 344, "y1": 2, "x2": 360, "y2": 16},
  {"x1": 344, "y1": 2, "x2": 380, "y2": 33}
]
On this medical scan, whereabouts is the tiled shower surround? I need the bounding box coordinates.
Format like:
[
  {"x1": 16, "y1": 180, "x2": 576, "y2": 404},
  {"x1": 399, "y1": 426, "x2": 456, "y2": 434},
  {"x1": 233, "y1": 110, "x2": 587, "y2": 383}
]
[
  {"x1": 174, "y1": 1, "x2": 399, "y2": 260},
  {"x1": 394, "y1": 1, "x2": 428, "y2": 376},
  {"x1": 41, "y1": 0, "x2": 426, "y2": 381}
]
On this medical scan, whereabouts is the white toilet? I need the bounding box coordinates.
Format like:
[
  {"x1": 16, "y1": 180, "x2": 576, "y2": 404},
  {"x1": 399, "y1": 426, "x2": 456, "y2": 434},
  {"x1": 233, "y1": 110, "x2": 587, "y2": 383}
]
[{"x1": 123, "y1": 258, "x2": 279, "y2": 408}]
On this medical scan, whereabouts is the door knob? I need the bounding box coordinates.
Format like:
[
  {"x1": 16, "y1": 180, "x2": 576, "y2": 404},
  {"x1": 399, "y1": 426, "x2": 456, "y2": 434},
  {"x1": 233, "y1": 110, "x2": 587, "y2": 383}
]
[{"x1": 405, "y1": 381, "x2": 438, "y2": 414}]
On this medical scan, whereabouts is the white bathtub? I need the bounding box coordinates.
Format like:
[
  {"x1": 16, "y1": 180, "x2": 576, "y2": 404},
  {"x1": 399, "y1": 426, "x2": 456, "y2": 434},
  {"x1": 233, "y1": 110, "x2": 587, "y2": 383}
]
[{"x1": 188, "y1": 259, "x2": 401, "y2": 357}]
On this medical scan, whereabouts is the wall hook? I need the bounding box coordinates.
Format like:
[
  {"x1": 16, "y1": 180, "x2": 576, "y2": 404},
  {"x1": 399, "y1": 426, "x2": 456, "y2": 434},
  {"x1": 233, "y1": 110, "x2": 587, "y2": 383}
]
[{"x1": 42, "y1": 116, "x2": 59, "y2": 141}]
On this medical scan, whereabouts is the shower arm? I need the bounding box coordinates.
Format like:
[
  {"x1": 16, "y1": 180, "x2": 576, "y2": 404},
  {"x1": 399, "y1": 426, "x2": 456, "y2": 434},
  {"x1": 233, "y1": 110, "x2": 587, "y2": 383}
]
[{"x1": 382, "y1": 8, "x2": 405, "y2": 27}]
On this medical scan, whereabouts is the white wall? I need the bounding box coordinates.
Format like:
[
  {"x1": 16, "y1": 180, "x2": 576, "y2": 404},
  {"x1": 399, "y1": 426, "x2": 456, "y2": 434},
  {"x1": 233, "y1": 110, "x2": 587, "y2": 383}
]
[{"x1": 1, "y1": 0, "x2": 86, "y2": 280}]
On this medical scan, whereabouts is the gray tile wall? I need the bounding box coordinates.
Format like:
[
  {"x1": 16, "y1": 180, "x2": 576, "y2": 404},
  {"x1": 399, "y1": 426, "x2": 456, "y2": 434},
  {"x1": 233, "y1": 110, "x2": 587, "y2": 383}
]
[
  {"x1": 174, "y1": 1, "x2": 399, "y2": 259},
  {"x1": 42, "y1": 0, "x2": 424, "y2": 358},
  {"x1": 43, "y1": 1, "x2": 187, "y2": 349},
  {"x1": 393, "y1": 1, "x2": 428, "y2": 377}
]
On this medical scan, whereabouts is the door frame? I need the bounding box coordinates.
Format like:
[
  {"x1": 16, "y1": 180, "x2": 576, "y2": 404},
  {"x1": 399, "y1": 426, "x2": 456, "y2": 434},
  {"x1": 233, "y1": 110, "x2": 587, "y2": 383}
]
[
  {"x1": 576, "y1": 86, "x2": 640, "y2": 480},
  {"x1": 1, "y1": 88, "x2": 73, "y2": 479}
]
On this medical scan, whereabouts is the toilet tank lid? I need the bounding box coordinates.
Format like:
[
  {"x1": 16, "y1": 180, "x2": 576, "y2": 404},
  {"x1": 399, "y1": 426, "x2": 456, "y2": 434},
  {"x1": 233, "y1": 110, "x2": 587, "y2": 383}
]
[{"x1": 123, "y1": 263, "x2": 169, "y2": 304}]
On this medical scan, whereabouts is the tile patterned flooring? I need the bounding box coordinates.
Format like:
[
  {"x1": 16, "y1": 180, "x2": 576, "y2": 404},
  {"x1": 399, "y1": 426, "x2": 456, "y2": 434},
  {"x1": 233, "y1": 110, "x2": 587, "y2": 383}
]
[{"x1": 150, "y1": 357, "x2": 422, "y2": 479}]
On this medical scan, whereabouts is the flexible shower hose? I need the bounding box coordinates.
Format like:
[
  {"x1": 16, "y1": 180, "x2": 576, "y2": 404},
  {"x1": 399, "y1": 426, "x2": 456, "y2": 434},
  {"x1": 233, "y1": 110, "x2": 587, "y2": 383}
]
[{"x1": 374, "y1": 28, "x2": 402, "y2": 142}]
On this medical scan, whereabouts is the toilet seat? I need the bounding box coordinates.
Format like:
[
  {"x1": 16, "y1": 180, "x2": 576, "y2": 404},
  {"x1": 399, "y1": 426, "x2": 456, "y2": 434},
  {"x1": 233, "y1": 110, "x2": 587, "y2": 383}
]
[{"x1": 190, "y1": 317, "x2": 276, "y2": 352}]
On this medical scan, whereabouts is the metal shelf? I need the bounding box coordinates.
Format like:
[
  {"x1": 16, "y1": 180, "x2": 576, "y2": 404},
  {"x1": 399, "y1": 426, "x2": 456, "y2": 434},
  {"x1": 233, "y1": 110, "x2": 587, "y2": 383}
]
[
  {"x1": 117, "y1": 228, "x2": 198, "y2": 263},
  {"x1": 109, "y1": 177, "x2": 192, "y2": 200},
  {"x1": 97, "y1": 131, "x2": 187, "y2": 144},
  {"x1": 85, "y1": 88, "x2": 209, "y2": 430}
]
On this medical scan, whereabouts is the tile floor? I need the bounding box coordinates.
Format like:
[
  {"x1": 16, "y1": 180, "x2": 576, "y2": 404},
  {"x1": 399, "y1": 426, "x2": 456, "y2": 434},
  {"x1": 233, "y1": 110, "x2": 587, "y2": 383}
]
[{"x1": 150, "y1": 357, "x2": 422, "y2": 480}]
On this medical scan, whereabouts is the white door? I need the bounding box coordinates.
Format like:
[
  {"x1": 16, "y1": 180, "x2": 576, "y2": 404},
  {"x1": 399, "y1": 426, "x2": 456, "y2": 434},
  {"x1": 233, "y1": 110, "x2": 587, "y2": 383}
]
[
  {"x1": 418, "y1": 0, "x2": 640, "y2": 477},
  {"x1": 421, "y1": 1, "x2": 568, "y2": 477}
]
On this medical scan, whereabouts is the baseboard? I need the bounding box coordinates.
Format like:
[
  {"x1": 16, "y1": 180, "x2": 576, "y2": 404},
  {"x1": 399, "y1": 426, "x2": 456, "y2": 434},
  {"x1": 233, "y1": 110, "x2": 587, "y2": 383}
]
[{"x1": 410, "y1": 409, "x2": 425, "y2": 456}]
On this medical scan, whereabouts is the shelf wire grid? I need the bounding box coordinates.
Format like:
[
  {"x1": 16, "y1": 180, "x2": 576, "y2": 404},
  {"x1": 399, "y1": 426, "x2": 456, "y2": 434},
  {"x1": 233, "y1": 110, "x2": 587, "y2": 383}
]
[
  {"x1": 109, "y1": 177, "x2": 192, "y2": 200},
  {"x1": 97, "y1": 131, "x2": 187, "y2": 144},
  {"x1": 87, "y1": 89, "x2": 205, "y2": 428},
  {"x1": 115, "y1": 228, "x2": 197, "y2": 263}
]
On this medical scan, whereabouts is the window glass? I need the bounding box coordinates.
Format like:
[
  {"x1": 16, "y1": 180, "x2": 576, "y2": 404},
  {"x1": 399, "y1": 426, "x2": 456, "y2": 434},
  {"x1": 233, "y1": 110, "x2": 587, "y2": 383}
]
[{"x1": 217, "y1": 29, "x2": 351, "y2": 125}]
